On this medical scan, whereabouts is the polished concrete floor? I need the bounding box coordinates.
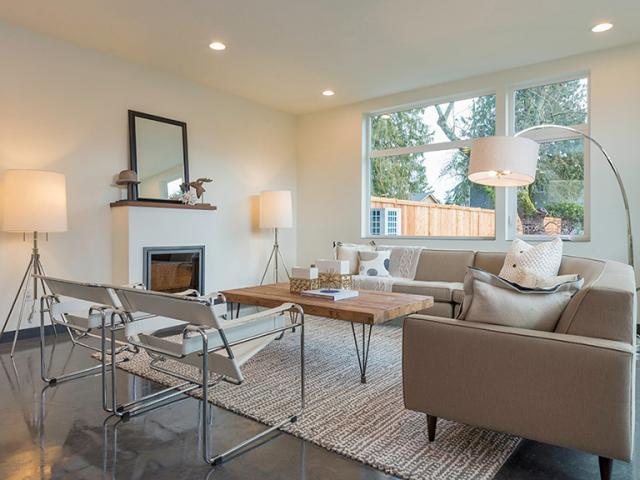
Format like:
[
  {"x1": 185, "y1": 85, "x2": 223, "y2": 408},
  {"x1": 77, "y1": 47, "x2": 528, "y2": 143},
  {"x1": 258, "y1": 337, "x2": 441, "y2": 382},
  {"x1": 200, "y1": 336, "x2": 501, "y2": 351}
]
[{"x1": 0, "y1": 334, "x2": 637, "y2": 480}]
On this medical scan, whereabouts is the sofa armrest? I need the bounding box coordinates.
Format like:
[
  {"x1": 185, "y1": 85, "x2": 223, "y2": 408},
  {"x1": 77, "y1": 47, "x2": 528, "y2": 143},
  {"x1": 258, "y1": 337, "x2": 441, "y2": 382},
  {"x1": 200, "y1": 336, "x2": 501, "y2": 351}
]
[{"x1": 403, "y1": 315, "x2": 635, "y2": 461}]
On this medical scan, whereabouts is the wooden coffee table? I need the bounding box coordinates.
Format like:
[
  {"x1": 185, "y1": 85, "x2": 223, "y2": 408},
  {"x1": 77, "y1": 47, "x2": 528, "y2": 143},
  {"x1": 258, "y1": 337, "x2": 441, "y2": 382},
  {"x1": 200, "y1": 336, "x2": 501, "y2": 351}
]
[{"x1": 222, "y1": 283, "x2": 433, "y2": 383}]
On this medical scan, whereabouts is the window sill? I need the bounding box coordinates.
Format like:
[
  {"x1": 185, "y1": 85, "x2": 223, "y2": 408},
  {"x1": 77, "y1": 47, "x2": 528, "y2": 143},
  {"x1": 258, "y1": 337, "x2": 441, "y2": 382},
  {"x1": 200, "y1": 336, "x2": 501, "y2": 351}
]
[
  {"x1": 517, "y1": 235, "x2": 590, "y2": 243},
  {"x1": 362, "y1": 235, "x2": 496, "y2": 241}
]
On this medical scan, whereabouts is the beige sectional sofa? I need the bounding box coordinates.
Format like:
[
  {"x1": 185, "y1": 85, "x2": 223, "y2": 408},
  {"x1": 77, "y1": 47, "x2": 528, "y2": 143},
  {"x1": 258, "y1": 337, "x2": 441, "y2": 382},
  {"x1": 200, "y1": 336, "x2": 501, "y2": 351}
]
[
  {"x1": 363, "y1": 247, "x2": 636, "y2": 480},
  {"x1": 384, "y1": 248, "x2": 474, "y2": 318}
]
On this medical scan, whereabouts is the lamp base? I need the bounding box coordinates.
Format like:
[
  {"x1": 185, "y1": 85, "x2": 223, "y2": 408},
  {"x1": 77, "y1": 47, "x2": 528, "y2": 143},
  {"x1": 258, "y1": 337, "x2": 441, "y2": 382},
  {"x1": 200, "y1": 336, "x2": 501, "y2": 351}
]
[
  {"x1": 260, "y1": 228, "x2": 290, "y2": 285},
  {"x1": 0, "y1": 233, "x2": 55, "y2": 357}
]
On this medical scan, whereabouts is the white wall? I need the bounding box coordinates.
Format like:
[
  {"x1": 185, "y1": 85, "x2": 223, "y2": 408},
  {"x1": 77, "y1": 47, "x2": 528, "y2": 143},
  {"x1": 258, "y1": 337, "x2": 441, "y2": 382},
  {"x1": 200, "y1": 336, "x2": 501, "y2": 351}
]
[
  {"x1": 296, "y1": 43, "x2": 640, "y2": 289},
  {"x1": 0, "y1": 23, "x2": 297, "y2": 332},
  {"x1": 2, "y1": 22, "x2": 639, "y2": 335}
]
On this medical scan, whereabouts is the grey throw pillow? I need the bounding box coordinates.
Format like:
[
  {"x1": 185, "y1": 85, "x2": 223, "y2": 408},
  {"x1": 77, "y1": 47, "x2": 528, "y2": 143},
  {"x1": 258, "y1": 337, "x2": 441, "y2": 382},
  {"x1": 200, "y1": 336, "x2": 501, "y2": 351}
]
[{"x1": 458, "y1": 267, "x2": 583, "y2": 332}]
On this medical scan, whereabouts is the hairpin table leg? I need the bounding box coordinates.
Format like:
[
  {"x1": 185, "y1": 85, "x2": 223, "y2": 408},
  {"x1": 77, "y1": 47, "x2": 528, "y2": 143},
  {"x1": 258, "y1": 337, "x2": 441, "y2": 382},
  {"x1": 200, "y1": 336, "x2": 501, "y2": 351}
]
[{"x1": 350, "y1": 322, "x2": 373, "y2": 384}]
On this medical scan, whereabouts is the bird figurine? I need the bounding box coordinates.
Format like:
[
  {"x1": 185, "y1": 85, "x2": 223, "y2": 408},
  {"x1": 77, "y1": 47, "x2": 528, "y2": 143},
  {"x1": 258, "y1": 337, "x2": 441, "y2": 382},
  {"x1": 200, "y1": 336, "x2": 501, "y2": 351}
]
[{"x1": 188, "y1": 178, "x2": 213, "y2": 199}]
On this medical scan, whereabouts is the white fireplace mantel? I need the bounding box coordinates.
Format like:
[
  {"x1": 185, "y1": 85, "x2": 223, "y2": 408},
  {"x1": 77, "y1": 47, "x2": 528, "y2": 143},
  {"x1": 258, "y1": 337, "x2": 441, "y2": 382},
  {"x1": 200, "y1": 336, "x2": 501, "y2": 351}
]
[{"x1": 111, "y1": 204, "x2": 216, "y2": 291}]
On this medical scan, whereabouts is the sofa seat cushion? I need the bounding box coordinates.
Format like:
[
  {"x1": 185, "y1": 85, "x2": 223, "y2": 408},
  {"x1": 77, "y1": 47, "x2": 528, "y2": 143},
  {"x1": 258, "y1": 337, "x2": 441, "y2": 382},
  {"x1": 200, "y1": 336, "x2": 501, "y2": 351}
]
[
  {"x1": 392, "y1": 280, "x2": 464, "y2": 303},
  {"x1": 452, "y1": 288, "x2": 465, "y2": 305},
  {"x1": 352, "y1": 275, "x2": 400, "y2": 292},
  {"x1": 418, "y1": 301, "x2": 454, "y2": 318}
]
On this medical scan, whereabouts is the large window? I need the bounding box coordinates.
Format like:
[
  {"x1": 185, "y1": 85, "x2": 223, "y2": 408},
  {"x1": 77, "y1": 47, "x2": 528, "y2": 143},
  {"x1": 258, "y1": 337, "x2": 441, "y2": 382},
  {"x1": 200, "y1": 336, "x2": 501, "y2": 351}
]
[
  {"x1": 366, "y1": 94, "x2": 497, "y2": 237},
  {"x1": 513, "y1": 77, "x2": 588, "y2": 238}
]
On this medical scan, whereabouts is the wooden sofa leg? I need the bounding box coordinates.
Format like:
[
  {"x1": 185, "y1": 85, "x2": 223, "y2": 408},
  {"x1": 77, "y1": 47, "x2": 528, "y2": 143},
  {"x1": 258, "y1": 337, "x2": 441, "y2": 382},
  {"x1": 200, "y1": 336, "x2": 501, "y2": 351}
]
[
  {"x1": 426, "y1": 415, "x2": 437, "y2": 442},
  {"x1": 598, "y1": 457, "x2": 613, "y2": 480}
]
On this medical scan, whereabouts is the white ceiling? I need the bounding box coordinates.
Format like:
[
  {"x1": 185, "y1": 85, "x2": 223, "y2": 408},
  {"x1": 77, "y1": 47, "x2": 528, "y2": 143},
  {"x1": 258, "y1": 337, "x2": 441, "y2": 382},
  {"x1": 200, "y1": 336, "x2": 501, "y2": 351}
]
[{"x1": 1, "y1": 1, "x2": 639, "y2": 113}]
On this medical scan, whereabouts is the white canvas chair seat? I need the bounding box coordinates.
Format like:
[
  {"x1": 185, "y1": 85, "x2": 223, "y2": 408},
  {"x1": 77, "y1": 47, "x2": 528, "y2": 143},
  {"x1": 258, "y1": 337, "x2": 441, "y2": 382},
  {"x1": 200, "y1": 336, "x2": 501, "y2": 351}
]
[
  {"x1": 50, "y1": 306, "x2": 117, "y2": 331},
  {"x1": 137, "y1": 308, "x2": 287, "y2": 357},
  {"x1": 143, "y1": 313, "x2": 287, "y2": 381},
  {"x1": 128, "y1": 304, "x2": 288, "y2": 382}
]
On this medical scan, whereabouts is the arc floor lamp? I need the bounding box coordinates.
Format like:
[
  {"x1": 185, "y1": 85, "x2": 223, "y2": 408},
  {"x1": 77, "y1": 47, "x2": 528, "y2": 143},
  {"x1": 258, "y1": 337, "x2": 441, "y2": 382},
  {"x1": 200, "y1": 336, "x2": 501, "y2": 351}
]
[
  {"x1": 469, "y1": 124, "x2": 637, "y2": 291},
  {"x1": 0, "y1": 170, "x2": 68, "y2": 356}
]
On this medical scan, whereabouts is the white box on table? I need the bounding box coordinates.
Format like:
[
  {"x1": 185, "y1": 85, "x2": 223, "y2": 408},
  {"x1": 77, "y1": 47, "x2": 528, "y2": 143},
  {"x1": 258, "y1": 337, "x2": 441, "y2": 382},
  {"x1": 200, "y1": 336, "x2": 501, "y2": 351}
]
[
  {"x1": 316, "y1": 259, "x2": 350, "y2": 275},
  {"x1": 291, "y1": 266, "x2": 319, "y2": 279}
]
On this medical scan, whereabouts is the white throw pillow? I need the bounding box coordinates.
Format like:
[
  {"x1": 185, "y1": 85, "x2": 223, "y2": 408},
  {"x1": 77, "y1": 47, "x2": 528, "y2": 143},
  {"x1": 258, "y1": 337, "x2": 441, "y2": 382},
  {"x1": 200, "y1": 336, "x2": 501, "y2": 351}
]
[
  {"x1": 358, "y1": 250, "x2": 391, "y2": 277},
  {"x1": 335, "y1": 242, "x2": 376, "y2": 275},
  {"x1": 499, "y1": 238, "x2": 562, "y2": 288}
]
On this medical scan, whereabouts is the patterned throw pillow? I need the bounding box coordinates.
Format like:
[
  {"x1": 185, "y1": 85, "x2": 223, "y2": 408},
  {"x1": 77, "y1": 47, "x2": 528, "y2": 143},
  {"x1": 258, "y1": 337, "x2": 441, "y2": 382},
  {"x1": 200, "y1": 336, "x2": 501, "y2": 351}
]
[
  {"x1": 335, "y1": 242, "x2": 376, "y2": 275},
  {"x1": 358, "y1": 250, "x2": 391, "y2": 277},
  {"x1": 499, "y1": 238, "x2": 562, "y2": 288}
]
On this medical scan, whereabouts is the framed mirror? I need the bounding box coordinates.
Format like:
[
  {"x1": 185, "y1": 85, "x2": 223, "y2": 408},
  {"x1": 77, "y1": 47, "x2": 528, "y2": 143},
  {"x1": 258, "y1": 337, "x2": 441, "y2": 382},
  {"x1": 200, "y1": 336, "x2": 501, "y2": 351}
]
[{"x1": 128, "y1": 110, "x2": 189, "y2": 202}]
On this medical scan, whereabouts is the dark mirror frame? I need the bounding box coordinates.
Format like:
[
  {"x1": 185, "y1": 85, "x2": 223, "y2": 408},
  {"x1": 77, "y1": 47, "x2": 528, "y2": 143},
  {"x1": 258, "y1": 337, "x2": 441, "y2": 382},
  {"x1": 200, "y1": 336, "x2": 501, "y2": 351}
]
[{"x1": 128, "y1": 110, "x2": 189, "y2": 202}]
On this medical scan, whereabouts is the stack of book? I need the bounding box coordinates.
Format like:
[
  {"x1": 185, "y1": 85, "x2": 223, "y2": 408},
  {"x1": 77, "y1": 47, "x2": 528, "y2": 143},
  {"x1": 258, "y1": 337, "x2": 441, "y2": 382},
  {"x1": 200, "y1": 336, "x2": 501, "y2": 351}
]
[{"x1": 300, "y1": 288, "x2": 359, "y2": 301}]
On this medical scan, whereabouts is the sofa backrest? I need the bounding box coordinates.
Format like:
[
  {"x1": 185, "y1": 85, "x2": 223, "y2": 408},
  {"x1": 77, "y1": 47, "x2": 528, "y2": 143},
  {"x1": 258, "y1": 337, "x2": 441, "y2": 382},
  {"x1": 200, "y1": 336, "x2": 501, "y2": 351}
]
[
  {"x1": 473, "y1": 251, "x2": 506, "y2": 275},
  {"x1": 398, "y1": 244, "x2": 634, "y2": 344},
  {"x1": 558, "y1": 255, "x2": 605, "y2": 286},
  {"x1": 472, "y1": 251, "x2": 607, "y2": 285},
  {"x1": 414, "y1": 249, "x2": 475, "y2": 282},
  {"x1": 386, "y1": 247, "x2": 614, "y2": 286}
]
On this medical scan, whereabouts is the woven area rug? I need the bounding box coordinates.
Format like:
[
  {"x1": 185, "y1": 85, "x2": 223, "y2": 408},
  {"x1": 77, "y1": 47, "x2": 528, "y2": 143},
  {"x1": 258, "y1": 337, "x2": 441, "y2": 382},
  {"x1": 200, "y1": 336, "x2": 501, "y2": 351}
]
[{"x1": 110, "y1": 316, "x2": 520, "y2": 479}]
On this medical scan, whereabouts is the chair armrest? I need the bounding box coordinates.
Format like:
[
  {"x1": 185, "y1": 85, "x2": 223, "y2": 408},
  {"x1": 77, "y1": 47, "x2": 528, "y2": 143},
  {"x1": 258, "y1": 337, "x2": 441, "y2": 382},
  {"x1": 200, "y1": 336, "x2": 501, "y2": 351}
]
[
  {"x1": 221, "y1": 303, "x2": 300, "y2": 330},
  {"x1": 173, "y1": 288, "x2": 200, "y2": 297},
  {"x1": 403, "y1": 315, "x2": 635, "y2": 461}
]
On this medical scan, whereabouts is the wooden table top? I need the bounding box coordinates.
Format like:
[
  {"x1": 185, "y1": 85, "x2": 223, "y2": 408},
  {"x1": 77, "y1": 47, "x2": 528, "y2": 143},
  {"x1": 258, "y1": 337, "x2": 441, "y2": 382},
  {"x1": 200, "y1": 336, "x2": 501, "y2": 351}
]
[{"x1": 222, "y1": 283, "x2": 434, "y2": 325}]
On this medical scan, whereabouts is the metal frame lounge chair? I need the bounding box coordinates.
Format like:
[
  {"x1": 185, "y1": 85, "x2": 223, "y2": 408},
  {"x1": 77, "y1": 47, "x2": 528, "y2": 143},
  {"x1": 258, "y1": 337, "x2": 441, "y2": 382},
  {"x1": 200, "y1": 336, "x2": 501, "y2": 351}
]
[{"x1": 107, "y1": 286, "x2": 304, "y2": 464}]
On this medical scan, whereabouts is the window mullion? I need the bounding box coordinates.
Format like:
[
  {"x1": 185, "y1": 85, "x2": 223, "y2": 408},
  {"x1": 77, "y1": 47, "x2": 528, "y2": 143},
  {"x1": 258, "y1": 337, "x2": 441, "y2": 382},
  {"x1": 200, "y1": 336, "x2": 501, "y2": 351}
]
[{"x1": 370, "y1": 139, "x2": 472, "y2": 158}]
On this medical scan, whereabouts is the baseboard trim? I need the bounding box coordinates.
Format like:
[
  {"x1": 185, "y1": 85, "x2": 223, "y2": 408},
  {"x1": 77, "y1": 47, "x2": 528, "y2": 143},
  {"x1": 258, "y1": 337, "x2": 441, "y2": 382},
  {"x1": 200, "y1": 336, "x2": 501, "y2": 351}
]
[{"x1": 0, "y1": 324, "x2": 64, "y2": 344}]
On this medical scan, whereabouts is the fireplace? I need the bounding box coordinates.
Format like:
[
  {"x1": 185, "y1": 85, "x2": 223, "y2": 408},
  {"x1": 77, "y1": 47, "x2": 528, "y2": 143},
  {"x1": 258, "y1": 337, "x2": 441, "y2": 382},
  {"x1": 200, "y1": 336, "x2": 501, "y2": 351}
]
[{"x1": 143, "y1": 246, "x2": 205, "y2": 294}]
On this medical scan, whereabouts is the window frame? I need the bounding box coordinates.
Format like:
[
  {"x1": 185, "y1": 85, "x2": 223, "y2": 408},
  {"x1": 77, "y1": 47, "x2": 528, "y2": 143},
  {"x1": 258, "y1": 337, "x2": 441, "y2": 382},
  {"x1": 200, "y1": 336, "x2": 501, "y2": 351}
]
[
  {"x1": 506, "y1": 73, "x2": 591, "y2": 242},
  {"x1": 363, "y1": 89, "x2": 498, "y2": 240}
]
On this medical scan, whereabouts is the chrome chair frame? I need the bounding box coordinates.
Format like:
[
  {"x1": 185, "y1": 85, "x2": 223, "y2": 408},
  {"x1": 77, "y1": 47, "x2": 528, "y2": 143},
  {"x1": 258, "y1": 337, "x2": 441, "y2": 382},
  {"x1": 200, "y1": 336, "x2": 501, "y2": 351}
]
[
  {"x1": 194, "y1": 303, "x2": 305, "y2": 465},
  {"x1": 37, "y1": 276, "x2": 129, "y2": 385},
  {"x1": 103, "y1": 291, "x2": 229, "y2": 419},
  {"x1": 106, "y1": 286, "x2": 305, "y2": 465}
]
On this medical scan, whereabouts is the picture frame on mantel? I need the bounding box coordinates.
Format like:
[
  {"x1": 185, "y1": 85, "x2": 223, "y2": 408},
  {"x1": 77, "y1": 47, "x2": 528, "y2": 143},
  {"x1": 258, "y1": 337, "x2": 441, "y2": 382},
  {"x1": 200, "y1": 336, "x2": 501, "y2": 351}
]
[{"x1": 128, "y1": 110, "x2": 189, "y2": 203}]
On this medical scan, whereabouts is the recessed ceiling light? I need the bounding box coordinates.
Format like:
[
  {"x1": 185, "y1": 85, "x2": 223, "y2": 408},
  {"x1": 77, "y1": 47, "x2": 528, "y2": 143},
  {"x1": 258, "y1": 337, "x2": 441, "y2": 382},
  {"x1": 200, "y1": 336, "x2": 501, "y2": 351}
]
[
  {"x1": 322, "y1": 90, "x2": 335, "y2": 96},
  {"x1": 209, "y1": 41, "x2": 226, "y2": 51},
  {"x1": 591, "y1": 22, "x2": 613, "y2": 33}
]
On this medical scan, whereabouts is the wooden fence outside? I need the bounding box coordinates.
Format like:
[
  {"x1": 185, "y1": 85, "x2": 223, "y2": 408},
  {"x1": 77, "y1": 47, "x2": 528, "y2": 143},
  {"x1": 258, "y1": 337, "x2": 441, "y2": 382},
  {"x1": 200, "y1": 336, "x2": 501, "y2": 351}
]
[
  {"x1": 371, "y1": 196, "x2": 495, "y2": 237},
  {"x1": 371, "y1": 196, "x2": 562, "y2": 237}
]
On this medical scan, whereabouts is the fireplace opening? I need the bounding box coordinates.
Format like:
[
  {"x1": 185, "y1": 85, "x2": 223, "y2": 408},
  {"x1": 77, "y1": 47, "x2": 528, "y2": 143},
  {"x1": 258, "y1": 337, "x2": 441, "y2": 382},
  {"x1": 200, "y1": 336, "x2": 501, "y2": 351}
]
[{"x1": 143, "y1": 246, "x2": 205, "y2": 294}]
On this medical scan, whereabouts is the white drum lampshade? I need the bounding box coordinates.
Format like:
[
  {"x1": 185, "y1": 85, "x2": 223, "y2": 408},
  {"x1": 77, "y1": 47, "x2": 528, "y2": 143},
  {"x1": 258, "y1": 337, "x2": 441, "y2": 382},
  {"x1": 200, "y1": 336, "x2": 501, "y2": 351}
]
[
  {"x1": 259, "y1": 190, "x2": 292, "y2": 229},
  {"x1": 1, "y1": 169, "x2": 68, "y2": 233},
  {"x1": 469, "y1": 136, "x2": 539, "y2": 187}
]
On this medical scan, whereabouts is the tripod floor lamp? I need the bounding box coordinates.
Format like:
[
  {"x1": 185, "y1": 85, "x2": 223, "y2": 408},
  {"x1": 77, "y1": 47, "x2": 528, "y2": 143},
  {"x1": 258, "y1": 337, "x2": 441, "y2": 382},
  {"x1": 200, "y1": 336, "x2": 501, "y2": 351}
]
[
  {"x1": 0, "y1": 170, "x2": 68, "y2": 356},
  {"x1": 468, "y1": 125, "x2": 637, "y2": 291},
  {"x1": 259, "y1": 190, "x2": 292, "y2": 285}
]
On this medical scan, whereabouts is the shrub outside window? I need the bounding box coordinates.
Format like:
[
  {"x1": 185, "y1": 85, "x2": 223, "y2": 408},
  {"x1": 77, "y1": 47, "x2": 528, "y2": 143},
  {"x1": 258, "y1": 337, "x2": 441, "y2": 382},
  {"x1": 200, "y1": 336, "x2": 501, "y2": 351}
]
[{"x1": 513, "y1": 77, "x2": 588, "y2": 238}]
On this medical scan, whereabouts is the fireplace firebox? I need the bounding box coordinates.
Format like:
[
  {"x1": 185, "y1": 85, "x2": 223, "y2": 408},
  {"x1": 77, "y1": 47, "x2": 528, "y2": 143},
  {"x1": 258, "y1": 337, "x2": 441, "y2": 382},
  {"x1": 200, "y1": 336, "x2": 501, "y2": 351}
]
[{"x1": 143, "y1": 246, "x2": 205, "y2": 294}]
